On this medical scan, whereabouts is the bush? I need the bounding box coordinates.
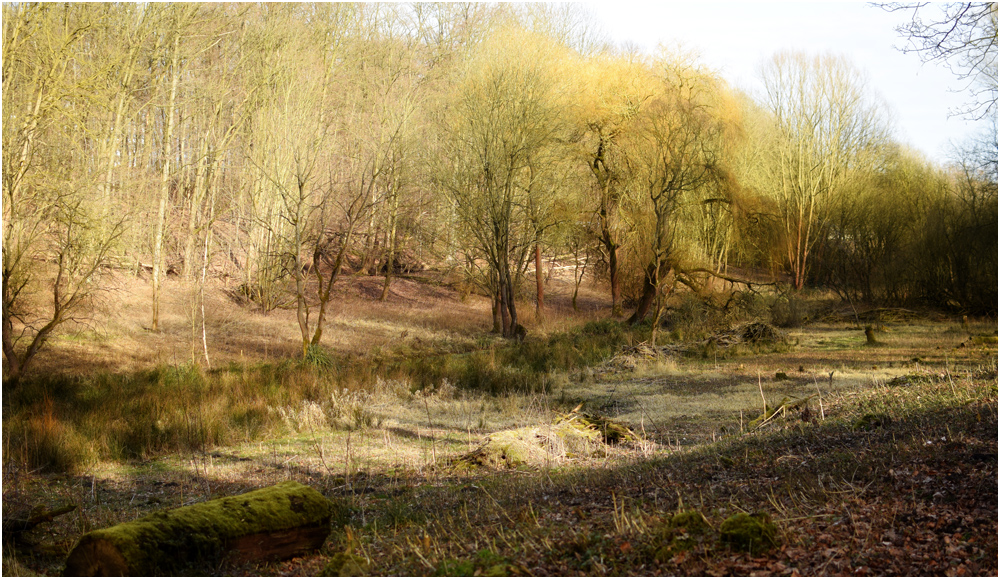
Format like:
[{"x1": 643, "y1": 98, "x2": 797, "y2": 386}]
[{"x1": 770, "y1": 293, "x2": 810, "y2": 328}]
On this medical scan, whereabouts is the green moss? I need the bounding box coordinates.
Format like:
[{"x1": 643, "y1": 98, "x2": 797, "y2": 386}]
[
  {"x1": 323, "y1": 552, "x2": 369, "y2": 576},
  {"x1": 451, "y1": 419, "x2": 604, "y2": 470},
  {"x1": 64, "y1": 481, "x2": 333, "y2": 575},
  {"x1": 719, "y1": 512, "x2": 778, "y2": 555},
  {"x1": 435, "y1": 549, "x2": 509, "y2": 577},
  {"x1": 670, "y1": 510, "x2": 710, "y2": 534},
  {"x1": 854, "y1": 413, "x2": 892, "y2": 431},
  {"x1": 650, "y1": 509, "x2": 712, "y2": 561},
  {"x1": 435, "y1": 558, "x2": 476, "y2": 576}
]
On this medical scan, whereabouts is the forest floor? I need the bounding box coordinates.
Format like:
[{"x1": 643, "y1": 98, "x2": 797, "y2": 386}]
[{"x1": 2, "y1": 270, "x2": 997, "y2": 576}]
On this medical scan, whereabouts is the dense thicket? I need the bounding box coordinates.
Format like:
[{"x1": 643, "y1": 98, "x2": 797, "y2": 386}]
[{"x1": 3, "y1": 3, "x2": 996, "y2": 382}]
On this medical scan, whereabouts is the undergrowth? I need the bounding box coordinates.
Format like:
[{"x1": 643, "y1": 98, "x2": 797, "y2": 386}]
[
  {"x1": 2, "y1": 321, "x2": 641, "y2": 473},
  {"x1": 307, "y1": 366, "x2": 997, "y2": 576}
]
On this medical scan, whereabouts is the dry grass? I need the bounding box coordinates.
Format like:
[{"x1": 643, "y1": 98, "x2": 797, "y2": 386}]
[
  {"x1": 3, "y1": 269, "x2": 997, "y2": 576},
  {"x1": 24, "y1": 271, "x2": 498, "y2": 377}
]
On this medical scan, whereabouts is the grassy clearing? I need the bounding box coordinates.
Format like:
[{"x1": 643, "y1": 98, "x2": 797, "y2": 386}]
[
  {"x1": 10, "y1": 359, "x2": 992, "y2": 576},
  {"x1": 2, "y1": 291, "x2": 996, "y2": 575},
  {"x1": 3, "y1": 319, "x2": 648, "y2": 474}
]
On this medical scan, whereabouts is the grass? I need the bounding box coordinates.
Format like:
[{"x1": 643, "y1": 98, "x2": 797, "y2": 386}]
[
  {"x1": 2, "y1": 274, "x2": 996, "y2": 576},
  {"x1": 3, "y1": 318, "x2": 648, "y2": 474},
  {"x1": 316, "y1": 367, "x2": 994, "y2": 576}
]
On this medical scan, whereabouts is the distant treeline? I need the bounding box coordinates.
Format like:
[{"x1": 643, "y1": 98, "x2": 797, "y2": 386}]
[{"x1": 3, "y1": 3, "x2": 996, "y2": 379}]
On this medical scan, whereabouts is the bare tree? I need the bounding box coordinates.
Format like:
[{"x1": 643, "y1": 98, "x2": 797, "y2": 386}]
[
  {"x1": 439, "y1": 28, "x2": 567, "y2": 338},
  {"x1": 2, "y1": 4, "x2": 127, "y2": 386},
  {"x1": 880, "y1": 2, "x2": 998, "y2": 120},
  {"x1": 758, "y1": 51, "x2": 890, "y2": 290}
]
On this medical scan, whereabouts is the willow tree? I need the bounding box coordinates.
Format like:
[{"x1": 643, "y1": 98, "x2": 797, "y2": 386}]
[
  {"x1": 576, "y1": 51, "x2": 652, "y2": 317},
  {"x1": 758, "y1": 51, "x2": 890, "y2": 290},
  {"x1": 622, "y1": 53, "x2": 737, "y2": 334},
  {"x1": 439, "y1": 28, "x2": 567, "y2": 338}
]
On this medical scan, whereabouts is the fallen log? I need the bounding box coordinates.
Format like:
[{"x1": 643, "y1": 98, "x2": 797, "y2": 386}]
[{"x1": 64, "y1": 481, "x2": 332, "y2": 576}]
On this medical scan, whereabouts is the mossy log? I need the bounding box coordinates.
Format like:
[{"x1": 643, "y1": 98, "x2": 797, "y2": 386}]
[{"x1": 64, "y1": 481, "x2": 332, "y2": 576}]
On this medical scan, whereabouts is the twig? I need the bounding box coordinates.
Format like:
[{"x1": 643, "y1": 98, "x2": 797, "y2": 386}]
[
  {"x1": 814, "y1": 378, "x2": 825, "y2": 420},
  {"x1": 424, "y1": 398, "x2": 437, "y2": 466},
  {"x1": 945, "y1": 355, "x2": 957, "y2": 397},
  {"x1": 758, "y1": 371, "x2": 767, "y2": 415},
  {"x1": 3, "y1": 505, "x2": 78, "y2": 544}
]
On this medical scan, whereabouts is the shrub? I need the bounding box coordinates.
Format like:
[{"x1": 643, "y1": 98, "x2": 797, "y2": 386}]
[{"x1": 769, "y1": 294, "x2": 809, "y2": 328}]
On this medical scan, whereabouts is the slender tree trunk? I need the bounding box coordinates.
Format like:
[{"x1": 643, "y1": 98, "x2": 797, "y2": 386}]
[
  {"x1": 592, "y1": 141, "x2": 623, "y2": 318},
  {"x1": 380, "y1": 182, "x2": 399, "y2": 301},
  {"x1": 504, "y1": 271, "x2": 518, "y2": 338},
  {"x1": 608, "y1": 241, "x2": 621, "y2": 317},
  {"x1": 534, "y1": 242, "x2": 544, "y2": 321},
  {"x1": 310, "y1": 221, "x2": 355, "y2": 348},
  {"x1": 293, "y1": 187, "x2": 310, "y2": 359},
  {"x1": 182, "y1": 132, "x2": 210, "y2": 279},
  {"x1": 199, "y1": 173, "x2": 218, "y2": 368},
  {"x1": 648, "y1": 260, "x2": 668, "y2": 343},
  {"x1": 492, "y1": 294, "x2": 502, "y2": 333},
  {"x1": 152, "y1": 32, "x2": 182, "y2": 332},
  {"x1": 100, "y1": 54, "x2": 136, "y2": 211},
  {"x1": 200, "y1": 223, "x2": 212, "y2": 368},
  {"x1": 496, "y1": 258, "x2": 515, "y2": 337},
  {"x1": 598, "y1": 210, "x2": 622, "y2": 317}
]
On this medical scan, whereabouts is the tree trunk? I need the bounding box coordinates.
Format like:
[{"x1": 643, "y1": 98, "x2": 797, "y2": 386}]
[
  {"x1": 182, "y1": 132, "x2": 210, "y2": 280},
  {"x1": 64, "y1": 481, "x2": 332, "y2": 577},
  {"x1": 609, "y1": 243, "x2": 622, "y2": 317},
  {"x1": 152, "y1": 31, "x2": 181, "y2": 332},
  {"x1": 597, "y1": 217, "x2": 621, "y2": 317},
  {"x1": 310, "y1": 228, "x2": 353, "y2": 349},
  {"x1": 380, "y1": 185, "x2": 399, "y2": 301},
  {"x1": 534, "y1": 242, "x2": 544, "y2": 321},
  {"x1": 492, "y1": 294, "x2": 502, "y2": 333},
  {"x1": 627, "y1": 263, "x2": 659, "y2": 326}
]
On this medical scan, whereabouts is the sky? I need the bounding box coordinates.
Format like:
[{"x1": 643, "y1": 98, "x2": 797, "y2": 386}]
[{"x1": 583, "y1": 1, "x2": 987, "y2": 165}]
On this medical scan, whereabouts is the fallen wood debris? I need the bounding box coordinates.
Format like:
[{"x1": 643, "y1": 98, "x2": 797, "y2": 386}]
[{"x1": 3, "y1": 504, "x2": 77, "y2": 545}]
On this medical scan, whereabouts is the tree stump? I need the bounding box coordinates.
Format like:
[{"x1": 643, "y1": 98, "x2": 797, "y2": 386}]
[
  {"x1": 64, "y1": 481, "x2": 333, "y2": 576},
  {"x1": 865, "y1": 325, "x2": 881, "y2": 346}
]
